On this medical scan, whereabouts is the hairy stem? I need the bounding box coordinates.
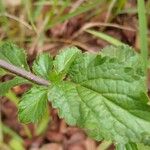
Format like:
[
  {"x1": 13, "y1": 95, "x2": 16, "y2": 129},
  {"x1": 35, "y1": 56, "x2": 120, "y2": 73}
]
[{"x1": 0, "y1": 59, "x2": 49, "y2": 86}]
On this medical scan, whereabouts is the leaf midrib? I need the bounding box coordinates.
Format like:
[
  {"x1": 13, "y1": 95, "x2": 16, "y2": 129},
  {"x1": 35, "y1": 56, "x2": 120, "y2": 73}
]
[
  {"x1": 74, "y1": 83, "x2": 138, "y2": 139},
  {"x1": 71, "y1": 81, "x2": 150, "y2": 126}
]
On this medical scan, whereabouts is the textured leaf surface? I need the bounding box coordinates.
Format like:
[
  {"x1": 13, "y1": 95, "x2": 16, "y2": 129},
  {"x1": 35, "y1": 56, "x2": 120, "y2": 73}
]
[
  {"x1": 101, "y1": 45, "x2": 135, "y2": 61},
  {"x1": 137, "y1": 143, "x2": 150, "y2": 150},
  {"x1": 116, "y1": 143, "x2": 138, "y2": 150},
  {"x1": 101, "y1": 45, "x2": 140, "y2": 67},
  {"x1": 48, "y1": 46, "x2": 150, "y2": 144},
  {"x1": 54, "y1": 47, "x2": 81, "y2": 74},
  {"x1": 0, "y1": 77, "x2": 29, "y2": 96},
  {"x1": 32, "y1": 53, "x2": 53, "y2": 80},
  {"x1": 0, "y1": 42, "x2": 30, "y2": 71},
  {"x1": 19, "y1": 86, "x2": 48, "y2": 123}
]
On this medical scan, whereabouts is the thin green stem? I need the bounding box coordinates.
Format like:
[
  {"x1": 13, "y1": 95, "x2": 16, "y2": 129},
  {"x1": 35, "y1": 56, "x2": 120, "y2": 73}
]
[
  {"x1": 5, "y1": 90, "x2": 19, "y2": 105},
  {"x1": 2, "y1": 123, "x2": 23, "y2": 142},
  {"x1": 137, "y1": 0, "x2": 148, "y2": 71},
  {"x1": 5, "y1": 90, "x2": 32, "y2": 138}
]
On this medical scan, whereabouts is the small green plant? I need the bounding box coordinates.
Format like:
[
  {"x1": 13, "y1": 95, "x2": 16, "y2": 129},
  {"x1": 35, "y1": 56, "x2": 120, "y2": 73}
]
[{"x1": 0, "y1": 42, "x2": 150, "y2": 149}]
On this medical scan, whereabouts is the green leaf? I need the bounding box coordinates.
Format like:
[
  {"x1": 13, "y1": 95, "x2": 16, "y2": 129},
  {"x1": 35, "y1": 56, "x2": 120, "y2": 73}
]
[
  {"x1": 54, "y1": 47, "x2": 81, "y2": 74},
  {"x1": 32, "y1": 53, "x2": 53, "y2": 80},
  {"x1": 98, "y1": 140, "x2": 112, "y2": 150},
  {"x1": 116, "y1": 142, "x2": 138, "y2": 150},
  {"x1": 101, "y1": 45, "x2": 136, "y2": 62},
  {"x1": 19, "y1": 86, "x2": 48, "y2": 123},
  {"x1": 137, "y1": 143, "x2": 150, "y2": 150},
  {"x1": 36, "y1": 109, "x2": 51, "y2": 136},
  {"x1": 0, "y1": 77, "x2": 29, "y2": 96},
  {"x1": 101, "y1": 45, "x2": 140, "y2": 68},
  {"x1": 0, "y1": 68, "x2": 6, "y2": 76},
  {"x1": 0, "y1": 42, "x2": 30, "y2": 71},
  {"x1": 48, "y1": 47, "x2": 150, "y2": 144}
]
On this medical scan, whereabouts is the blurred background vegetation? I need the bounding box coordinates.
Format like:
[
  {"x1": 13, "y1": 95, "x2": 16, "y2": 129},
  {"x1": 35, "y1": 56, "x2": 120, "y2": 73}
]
[{"x1": 0, "y1": 0, "x2": 150, "y2": 150}]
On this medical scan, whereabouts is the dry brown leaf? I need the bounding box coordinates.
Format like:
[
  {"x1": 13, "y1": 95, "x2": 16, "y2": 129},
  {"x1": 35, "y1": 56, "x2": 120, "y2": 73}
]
[
  {"x1": 40, "y1": 143, "x2": 63, "y2": 150},
  {"x1": 2, "y1": 0, "x2": 21, "y2": 6},
  {"x1": 84, "y1": 138, "x2": 96, "y2": 150}
]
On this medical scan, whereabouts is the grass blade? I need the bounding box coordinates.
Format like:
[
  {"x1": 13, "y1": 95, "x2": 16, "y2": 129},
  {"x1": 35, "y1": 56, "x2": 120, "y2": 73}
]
[
  {"x1": 86, "y1": 29, "x2": 124, "y2": 46},
  {"x1": 137, "y1": 0, "x2": 148, "y2": 71},
  {"x1": 47, "y1": 0, "x2": 105, "y2": 28}
]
